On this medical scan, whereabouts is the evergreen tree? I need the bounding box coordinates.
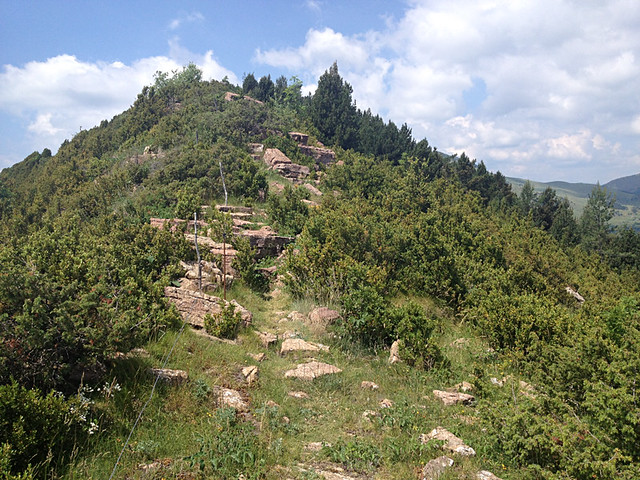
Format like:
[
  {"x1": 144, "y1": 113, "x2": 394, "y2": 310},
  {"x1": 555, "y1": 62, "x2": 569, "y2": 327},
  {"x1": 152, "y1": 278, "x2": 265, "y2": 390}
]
[
  {"x1": 242, "y1": 73, "x2": 258, "y2": 96},
  {"x1": 580, "y1": 183, "x2": 615, "y2": 253},
  {"x1": 310, "y1": 62, "x2": 358, "y2": 149}
]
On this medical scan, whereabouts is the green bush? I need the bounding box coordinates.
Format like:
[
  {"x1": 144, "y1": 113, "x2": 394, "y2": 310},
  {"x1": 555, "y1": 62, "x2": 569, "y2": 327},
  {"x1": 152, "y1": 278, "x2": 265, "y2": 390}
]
[
  {"x1": 322, "y1": 439, "x2": 382, "y2": 473},
  {"x1": 0, "y1": 382, "x2": 90, "y2": 478},
  {"x1": 204, "y1": 302, "x2": 242, "y2": 339},
  {"x1": 232, "y1": 236, "x2": 270, "y2": 294},
  {"x1": 392, "y1": 302, "x2": 441, "y2": 369}
]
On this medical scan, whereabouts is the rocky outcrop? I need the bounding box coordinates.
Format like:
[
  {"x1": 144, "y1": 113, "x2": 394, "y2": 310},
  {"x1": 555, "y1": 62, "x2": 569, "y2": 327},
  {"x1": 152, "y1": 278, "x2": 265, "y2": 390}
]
[
  {"x1": 420, "y1": 427, "x2": 476, "y2": 457},
  {"x1": 565, "y1": 286, "x2": 585, "y2": 304},
  {"x1": 164, "y1": 286, "x2": 252, "y2": 328},
  {"x1": 214, "y1": 386, "x2": 249, "y2": 411},
  {"x1": 284, "y1": 361, "x2": 342, "y2": 380},
  {"x1": 224, "y1": 91, "x2": 263, "y2": 105},
  {"x1": 263, "y1": 148, "x2": 310, "y2": 182},
  {"x1": 237, "y1": 226, "x2": 293, "y2": 259},
  {"x1": 299, "y1": 144, "x2": 336, "y2": 166},
  {"x1": 303, "y1": 183, "x2": 323, "y2": 196},
  {"x1": 289, "y1": 132, "x2": 309, "y2": 145}
]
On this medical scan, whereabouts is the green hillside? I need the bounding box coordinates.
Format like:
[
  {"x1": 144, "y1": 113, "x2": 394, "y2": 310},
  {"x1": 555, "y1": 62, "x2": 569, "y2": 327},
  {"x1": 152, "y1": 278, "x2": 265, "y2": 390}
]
[{"x1": 1, "y1": 64, "x2": 639, "y2": 480}]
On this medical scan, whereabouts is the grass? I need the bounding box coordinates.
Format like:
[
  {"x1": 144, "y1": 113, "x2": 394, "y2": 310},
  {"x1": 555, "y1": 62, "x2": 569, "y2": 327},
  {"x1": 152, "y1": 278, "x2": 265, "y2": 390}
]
[{"x1": 64, "y1": 281, "x2": 532, "y2": 480}]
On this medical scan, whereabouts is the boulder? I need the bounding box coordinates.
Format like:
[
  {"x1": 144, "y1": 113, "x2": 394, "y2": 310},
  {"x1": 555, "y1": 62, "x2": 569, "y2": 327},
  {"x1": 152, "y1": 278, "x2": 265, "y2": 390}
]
[
  {"x1": 420, "y1": 456, "x2": 454, "y2": 480},
  {"x1": 299, "y1": 144, "x2": 336, "y2": 166},
  {"x1": 150, "y1": 368, "x2": 188, "y2": 385},
  {"x1": 284, "y1": 361, "x2": 342, "y2": 380},
  {"x1": 248, "y1": 352, "x2": 266, "y2": 362},
  {"x1": 420, "y1": 427, "x2": 476, "y2": 457},
  {"x1": 164, "y1": 287, "x2": 252, "y2": 328},
  {"x1": 280, "y1": 338, "x2": 329, "y2": 355},
  {"x1": 289, "y1": 131, "x2": 309, "y2": 145},
  {"x1": 433, "y1": 390, "x2": 475, "y2": 406},
  {"x1": 303, "y1": 183, "x2": 323, "y2": 196}
]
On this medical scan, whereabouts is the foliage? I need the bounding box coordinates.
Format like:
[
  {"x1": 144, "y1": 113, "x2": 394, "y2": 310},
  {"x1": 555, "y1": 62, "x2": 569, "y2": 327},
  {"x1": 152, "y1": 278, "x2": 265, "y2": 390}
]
[
  {"x1": 266, "y1": 184, "x2": 309, "y2": 236},
  {"x1": 203, "y1": 302, "x2": 243, "y2": 339},
  {"x1": 0, "y1": 382, "x2": 90, "y2": 478},
  {"x1": 581, "y1": 183, "x2": 615, "y2": 252},
  {"x1": 322, "y1": 438, "x2": 382, "y2": 473},
  {"x1": 232, "y1": 237, "x2": 270, "y2": 294}
]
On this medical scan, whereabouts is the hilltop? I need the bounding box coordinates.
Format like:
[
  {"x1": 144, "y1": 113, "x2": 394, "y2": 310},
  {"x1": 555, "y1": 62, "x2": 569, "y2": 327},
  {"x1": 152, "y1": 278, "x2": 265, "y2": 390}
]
[{"x1": 0, "y1": 64, "x2": 639, "y2": 480}]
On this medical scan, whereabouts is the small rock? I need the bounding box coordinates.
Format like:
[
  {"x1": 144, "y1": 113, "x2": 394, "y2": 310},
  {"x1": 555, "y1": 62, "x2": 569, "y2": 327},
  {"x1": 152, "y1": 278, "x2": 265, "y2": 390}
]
[
  {"x1": 303, "y1": 183, "x2": 323, "y2": 196},
  {"x1": 433, "y1": 390, "x2": 475, "y2": 406},
  {"x1": 287, "y1": 311, "x2": 307, "y2": 322},
  {"x1": 288, "y1": 391, "x2": 310, "y2": 399},
  {"x1": 362, "y1": 410, "x2": 379, "y2": 420},
  {"x1": 280, "y1": 338, "x2": 329, "y2": 355},
  {"x1": 389, "y1": 340, "x2": 401, "y2": 364},
  {"x1": 242, "y1": 365, "x2": 258, "y2": 385},
  {"x1": 452, "y1": 381, "x2": 474, "y2": 393},
  {"x1": 477, "y1": 471, "x2": 503, "y2": 480},
  {"x1": 420, "y1": 456, "x2": 454, "y2": 480},
  {"x1": 420, "y1": 427, "x2": 476, "y2": 457},
  {"x1": 256, "y1": 331, "x2": 278, "y2": 348},
  {"x1": 265, "y1": 400, "x2": 280, "y2": 408},
  {"x1": 305, "y1": 442, "x2": 326, "y2": 452},
  {"x1": 490, "y1": 377, "x2": 504, "y2": 387},
  {"x1": 150, "y1": 368, "x2": 188, "y2": 385},
  {"x1": 129, "y1": 347, "x2": 150, "y2": 358},
  {"x1": 451, "y1": 338, "x2": 470, "y2": 348},
  {"x1": 360, "y1": 381, "x2": 379, "y2": 390},
  {"x1": 284, "y1": 361, "x2": 342, "y2": 380},
  {"x1": 380, "y1": 398, "x2": 394, "y2": 408},
  {"x1": 248, "y1": 352, "x2": 266, "y2": 362}
]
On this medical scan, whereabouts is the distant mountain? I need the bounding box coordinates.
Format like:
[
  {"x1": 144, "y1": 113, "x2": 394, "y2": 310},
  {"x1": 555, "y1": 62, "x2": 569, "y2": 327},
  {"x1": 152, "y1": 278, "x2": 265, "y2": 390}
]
[
  {"x1": 605, "y1": 172, "x2": 640, "y2": 195},
  {"x1": 508, "y1": 173, "x2": 640, "y2": 230}
]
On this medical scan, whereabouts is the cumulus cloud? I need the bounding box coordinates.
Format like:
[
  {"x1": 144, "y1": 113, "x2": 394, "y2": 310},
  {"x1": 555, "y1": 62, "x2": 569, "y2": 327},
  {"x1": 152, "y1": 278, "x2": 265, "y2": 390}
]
[
  {"x1": 0, "y1": 42, "x2": 237, "y2": 166},
  {"x1": 255, "y1": 0, "x2": 640, "y2": 182}
]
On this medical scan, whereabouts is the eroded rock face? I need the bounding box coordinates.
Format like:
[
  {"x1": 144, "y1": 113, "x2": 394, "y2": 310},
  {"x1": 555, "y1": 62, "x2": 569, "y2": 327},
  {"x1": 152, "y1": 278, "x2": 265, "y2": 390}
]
[
  {"x1": 284, "y1": 361, "x2": 342, "y2": 380},
  {"x1": 420, "y1": 427, "x2": 476, "y2": 457},
  {"x1": 164, "y1": 287, "x2": 252, "y2": 328},
  {"x1": 420, "y1": 456, "x2": 454, "y2": 480},
  {"x1": 299, "y1": 144, "x2": 336, "y2": 166}
]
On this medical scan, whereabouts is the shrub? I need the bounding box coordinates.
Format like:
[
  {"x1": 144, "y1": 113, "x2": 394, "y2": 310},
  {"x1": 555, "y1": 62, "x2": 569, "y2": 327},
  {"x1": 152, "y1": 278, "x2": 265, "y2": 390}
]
[
  {"x1": 392, "y1": 302, "x2": 441, "y2": 369},
  {"x1": 204, "y1": 302, "x2": 242, "y2": 339},
  {"x1": 322, "y1": 439, "x2": 382, "y2": 473}
]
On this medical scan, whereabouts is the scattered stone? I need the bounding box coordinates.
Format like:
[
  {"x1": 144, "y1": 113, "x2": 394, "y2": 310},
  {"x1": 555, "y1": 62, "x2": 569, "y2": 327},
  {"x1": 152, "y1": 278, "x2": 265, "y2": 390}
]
[
  {"x1": 265, "y1": 400, "x2": 280, "y2": 408},
  {"x1": 256, "y1": 331, "x2": 278, "y2": 348},
  {"x1": 490, "y1": 377, "x2": 504, "y2": 387},
  {"x1": 288, "y1": 391, "x2": 310, "y2": 399},
  {"x1": 248, "y1": 352, "x2": 266, "y2": 362},
  {"x1": 242, "y1": 365, "x2": 259, "y2": 385},
  {"x1": 452, "y1": 381, "x2": 474, "y2": 393},
  {"x1": 284, "y1": 361, "x2": 342, "y2": 380},
  {"x1": 420, "y1": 456, "x2": 454, "y2": 480},
  {"x1": 362, "y1": 410, "x2": 379, "y2": 420},
  {"x1": 477, "y1": 471, "x2": 503, "y2": 480},
  {"x1": 565, "y1": 286, "x2": 585, "y2": 304},
  {"x1": 360, "y1": 381, "x2": 379, "y2": 390},
  {"x1": 150, "y1": 368, "x2": 188, "y2": 385},
  {"x1": 380, "y1": 398, "x2": 394, "y2": 409},
  {"x1": 433, "y1": 390, "x2": 475, "y2": 406},
  {"x1": 308, "y1": 307, "x2": 341, "y2": 327},
  {"x1": 420, "y1": 427, "x2": 476, "y2": 457},
  {"x1": 304, "y1": 442, "x2": 325, "y2": 452},
  {"x1": 287, "y1": 311, "x2": 307, "y2": 322},
  {"x1": 389, "y1": 340, "x2": 401, "y2": 364},
  {"x1": 280, "y1": 338, "x2": 330, "y2": 355},
  {"x1": 192, "y1": 328, "x2": 237, "y2": 345},
  {"x1": 296, "y1": 464, "x2": 358, "y2": 480},
  {"x1": 214, "y1": 387, "x2": 249, "y2": 412}
]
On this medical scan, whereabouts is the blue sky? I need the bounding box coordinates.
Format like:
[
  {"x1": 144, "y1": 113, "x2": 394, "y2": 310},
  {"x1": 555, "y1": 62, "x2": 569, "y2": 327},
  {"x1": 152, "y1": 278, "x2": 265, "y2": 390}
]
[{"x1": 1, "y1": 0, "x2": 639, "y2": 183}]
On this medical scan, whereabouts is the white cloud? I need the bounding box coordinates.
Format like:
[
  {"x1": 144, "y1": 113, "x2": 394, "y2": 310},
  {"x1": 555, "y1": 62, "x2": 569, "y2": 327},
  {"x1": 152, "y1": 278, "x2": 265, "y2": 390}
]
[
  {"x1": 0, "y1": 42, "x2": 237, "y2": 165},
  {"x1": 169, "y1": 11, "x2": 204, "y2": 30},
  {"x1": 254, "y1": 0, "x2": 640, "y2": 182}
]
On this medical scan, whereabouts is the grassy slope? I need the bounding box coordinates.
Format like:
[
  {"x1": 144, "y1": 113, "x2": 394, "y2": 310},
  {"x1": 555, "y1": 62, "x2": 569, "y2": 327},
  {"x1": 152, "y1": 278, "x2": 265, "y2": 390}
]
[{"x1": 68, "y1": 279, "x2": 529, "y2": 480}]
